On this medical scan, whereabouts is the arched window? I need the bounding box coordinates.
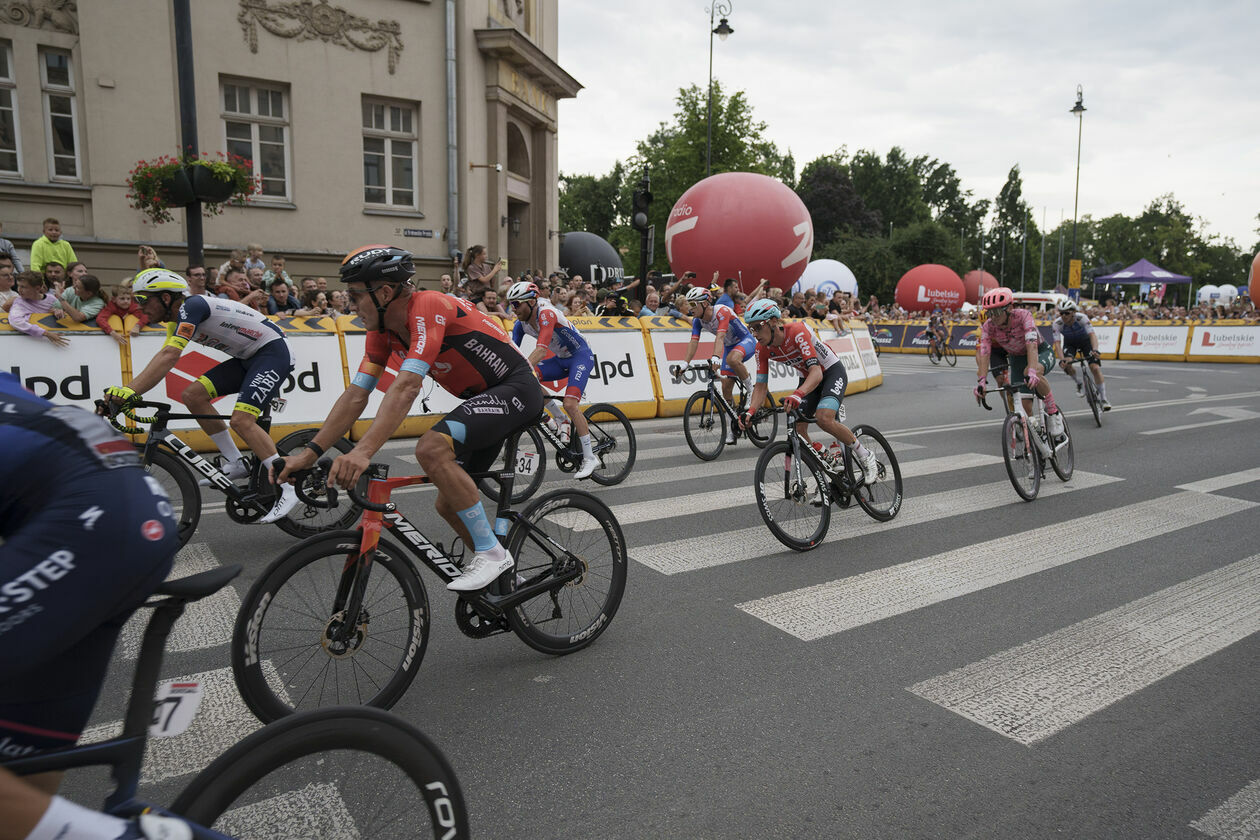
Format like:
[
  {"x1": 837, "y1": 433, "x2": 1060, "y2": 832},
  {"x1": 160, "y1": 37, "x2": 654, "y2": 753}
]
[{"x1": 506, "y1": 123, "x2": 529, "y2": 178}]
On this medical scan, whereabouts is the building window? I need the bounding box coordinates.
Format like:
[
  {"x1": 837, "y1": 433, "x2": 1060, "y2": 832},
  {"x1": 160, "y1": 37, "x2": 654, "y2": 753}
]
[
  {"x1": 40, "y1": 47, "x2": 78, "y2": 180},
  {"x1": 222, "y1": 80, "x2": 290, "y2": 200},
  {"x1": 0, "y1": 41, "x2": 18, "y2": 175},
  {"x1": 361, "y1": 98, "x2": 417, "y2": 209}
]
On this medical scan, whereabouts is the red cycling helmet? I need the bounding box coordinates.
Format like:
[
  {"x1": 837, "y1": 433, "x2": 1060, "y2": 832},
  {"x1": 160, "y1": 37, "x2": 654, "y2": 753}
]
[{"x1": 980, "y1": 287, "x2": 1014, "y2": 309}]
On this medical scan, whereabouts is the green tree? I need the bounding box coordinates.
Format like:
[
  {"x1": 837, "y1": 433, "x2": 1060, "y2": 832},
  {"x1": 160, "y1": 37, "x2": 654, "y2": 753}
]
[
  {"x1": 985, "y1": 165, "x2": 1043, "y2": 290},
  {"x1": 558, "y1": 162, "x2": 625, "y2": 240},
  {"x1": 846, "y1": 146, "x2": 931, "y2": 234},
  {"x1": 795, "y1": 152, "x2": 880, "y2": 246},
  {"x1": 817, "y1": 235, "x2": 904, "y2": 305}
]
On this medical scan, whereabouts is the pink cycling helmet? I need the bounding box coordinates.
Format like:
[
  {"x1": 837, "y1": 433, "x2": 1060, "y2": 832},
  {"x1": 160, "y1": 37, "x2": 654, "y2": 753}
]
[{"x1": 980, "y1": 287, "x2": 1014, "y2": 309}]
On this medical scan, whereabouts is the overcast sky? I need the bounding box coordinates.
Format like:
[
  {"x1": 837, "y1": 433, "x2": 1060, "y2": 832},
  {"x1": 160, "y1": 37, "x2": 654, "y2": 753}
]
[{"x1": 556, "y1": 0, "x2": 1259, "y2": 252}]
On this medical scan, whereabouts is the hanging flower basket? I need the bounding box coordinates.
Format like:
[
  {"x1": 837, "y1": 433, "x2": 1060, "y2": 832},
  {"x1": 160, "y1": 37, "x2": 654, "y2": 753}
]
[{"x1": 126, "y1": 152, "x2": 260, "y2": 225}]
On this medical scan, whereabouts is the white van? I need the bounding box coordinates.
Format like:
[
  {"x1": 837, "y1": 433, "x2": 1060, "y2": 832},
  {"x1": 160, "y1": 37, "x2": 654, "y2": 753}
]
[{"x1": 1011, "y1": 291, "x2": 1070, "y2": 313}]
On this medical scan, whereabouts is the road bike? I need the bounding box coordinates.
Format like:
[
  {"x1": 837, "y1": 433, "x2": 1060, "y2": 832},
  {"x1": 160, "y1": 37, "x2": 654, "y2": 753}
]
[
  {"x1": 3, "y1": 564, "x2": 469, "y2": 839},
  {"x1": 1060, "y1": 346, "x2": 1103, "y2": 427},
  {"x1": 232, "y1": 428, "x2": 628, "y2": 723},
  {"x1": 98, "y1": 399, "x2": 360, "y2": 547},
  {"x1": 927, "y1": 331, "x2": 957, "y2": 366},
  {"x1": 477, "y1": 397, "x2": 637, "y2": 504},
  {"x1": 675, "y1": 362, "x2": 779, "y2": 460},
  {"x1": 753, "y1": 402, "x2": 903, "y2": 551},
  {"x1": 977, "y1": 364, "x2": 1075, "y2": 501}
]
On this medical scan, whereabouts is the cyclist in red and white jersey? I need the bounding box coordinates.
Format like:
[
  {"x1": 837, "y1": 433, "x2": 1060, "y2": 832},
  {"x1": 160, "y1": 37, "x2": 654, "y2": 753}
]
[
  {"x1": 276, "y1": 246, "x2": 543, "y2": 592},
  {"x1": 739, "y1": 300, "x2": 879, "y2": 483},
  {"x1": 974, "y1": 287, "x2": 1066, "y2": 440}
]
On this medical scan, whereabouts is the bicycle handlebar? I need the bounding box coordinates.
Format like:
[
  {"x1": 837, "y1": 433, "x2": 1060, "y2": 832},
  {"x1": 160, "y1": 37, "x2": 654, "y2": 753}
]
[
  {"x1": 312, "y1": 457, "x2": 395, "y2": 513},
  {"x1": 95, "y1": 398, "x2": 170, "y2": 433}
]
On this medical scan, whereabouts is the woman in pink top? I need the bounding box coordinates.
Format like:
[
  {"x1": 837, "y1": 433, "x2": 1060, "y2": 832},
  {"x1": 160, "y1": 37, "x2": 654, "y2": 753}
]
[{"x1": 8, "y1": 271, "x2": 69, "y2": 346}]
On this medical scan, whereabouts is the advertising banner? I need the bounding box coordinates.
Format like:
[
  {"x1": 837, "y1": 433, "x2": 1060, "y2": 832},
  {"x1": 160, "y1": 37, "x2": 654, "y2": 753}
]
[
  {"x1": 950, "y1": 324, "x2": 982, "y2": 356},
  {"x1": 902, "y1": 322, "x2": 935, "y2": 354},
  {"x1": 869, "y1": 323, "x2": 908, "y2": 352},
  {"x1": 3, "y1": 315, "x2": 125, "y2": 410},
  {"x1": 818, "y1": 330, "x2": 870, "y2": 394},
  {"x1": 851, "y1": 323, "x2": 883, "y2": 383},
  {"x1": 1092, "y1": 324, "x2": 1121, "y2": 358},
  {"x1": 1187, "y1": 324, "x2": 1260, "y2": 363},
  {"x1": 1119, "y1": 323, "x2": 1190, "y2": 360}
]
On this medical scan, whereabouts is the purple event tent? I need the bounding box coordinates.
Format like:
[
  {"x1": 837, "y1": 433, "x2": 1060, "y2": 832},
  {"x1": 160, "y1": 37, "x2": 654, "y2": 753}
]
[{"x1": 1094, "y1": 258, "x2": 1191, "y2": 284}]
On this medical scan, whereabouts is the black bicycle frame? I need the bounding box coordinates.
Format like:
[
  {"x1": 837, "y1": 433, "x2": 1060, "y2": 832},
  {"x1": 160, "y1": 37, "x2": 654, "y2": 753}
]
[{"x1": 138, "y1": 407, "x2": 273, "y2": 501}]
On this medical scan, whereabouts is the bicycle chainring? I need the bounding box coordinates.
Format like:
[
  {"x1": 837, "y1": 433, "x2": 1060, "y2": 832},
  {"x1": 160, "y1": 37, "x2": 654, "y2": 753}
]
[
  {"x1": 555, "y1": 447, "x2": 579, "y2": 473},
  {"x1": 225, "y1": 496, "x2": 267, "y2": 524},
  {"x1": 454, "y1": 597, "x2": 510, "y2": 639}
]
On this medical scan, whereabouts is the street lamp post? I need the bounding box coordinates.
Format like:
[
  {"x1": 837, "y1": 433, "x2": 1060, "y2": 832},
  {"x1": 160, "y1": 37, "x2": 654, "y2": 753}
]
[
  {"x1": 1070, "y1": 85, "x2": 1086, "y2": 260},
  {"x1": 706, "y1": 2, "x2": 733, "y2": 178}
]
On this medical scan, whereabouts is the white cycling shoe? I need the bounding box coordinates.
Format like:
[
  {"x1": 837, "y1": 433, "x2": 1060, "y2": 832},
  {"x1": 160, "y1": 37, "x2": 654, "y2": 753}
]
[
  {"x1": 1047, "y1": 411, "x2": 1066, "y2": 440},
  {"x1": 199, "y1": 456, "x2": 249, "y2": 486},
  {"x1": 856, "y1": 448, "x2": 880, "y2": 485},
  {"x1": 575, "y1": 455, "x2": 599, "y2": 480},
  {"x1": 256, "y1": 483, "x2": 299, "y2": 524},
  {"x1": 448, "y1": 547, "x2": 514, "y2": 591}
]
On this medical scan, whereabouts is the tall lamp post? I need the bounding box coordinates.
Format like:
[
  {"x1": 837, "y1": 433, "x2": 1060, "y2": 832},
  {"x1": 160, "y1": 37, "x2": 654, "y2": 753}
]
[
  {"x1": 706, "y1": 2, "x2": 733, "y2": 178},
  {"x1": 1069, "y1": 84, "x2": 1086, "y2": 260}
]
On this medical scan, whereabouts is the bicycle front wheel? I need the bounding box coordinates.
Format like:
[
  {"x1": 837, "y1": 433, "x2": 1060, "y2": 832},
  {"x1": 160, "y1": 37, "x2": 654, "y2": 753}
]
[
  {"x1": 944, "y1": 343, "x2": 957, "y2": 366},
  {"x1": 232, "y1": 533, "x2": 429, "y2": 723},
  {"x1": 683, "y1": 390, "x2": 726, "y2": 460},
  {"x1": 584, "y1": 403, "x2": 636, "y2": 485},
  {"x1": 478, "y1": 424, "x2": 547, "y2": 504},
  {"x1": 851, "y1": 425, "x2": 903, "y2": 522},
  {"x1": 1084, "y1": 376, "x2": 1102, "y2": 427},
  {"x1": 1001, "y1": 414, "x2": 1041, "y2": 501},
  {"x1": 928, "y1": 345, "x2": 941, "y2": 365},
  {"x1": 171, "y1": 705, "x2": 468, "y2": 840},
  {"x1": 754, "y1": 440, "x2": 830, "y2": 551},
  {"x1": 1049, "y1": 412, "x2": 1075, "y2": 482},
  {"x1": 273, "y1": 429, "x2": 363, "y2": 538},
  {"x1": 141, "y1": 445, "x2": 200, "y2": 548},
  {"x1": 746, "y1": 394, "x2": 779, "y2": 449},
  {"x1": 506, "y1": 489, "x2": 627, "y2": 655}
]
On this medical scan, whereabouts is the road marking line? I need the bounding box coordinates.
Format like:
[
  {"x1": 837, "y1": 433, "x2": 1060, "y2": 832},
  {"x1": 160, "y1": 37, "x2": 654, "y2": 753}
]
[
  {"x1": 632, "y1": 470, "x2": 1121, "y2": 575},
  {"x1": 739, "y1": 491, "x2": 1254, "y2": 642},
  {"x1": 908, "y1": 549, "x2": 1260, "y2": 746},
  {"x1": 1178, "y1": 468, "x2": 1260, "y2": 494},
  {"x1": 1191, "y1": 777, "x2": 1260, "y2": 840},
  {"x1": 215, "y1": 783, "x2": 358, "y2": 837},
  {"x1": 117, "y1": 543, "x2": 238, "y2": 659}
]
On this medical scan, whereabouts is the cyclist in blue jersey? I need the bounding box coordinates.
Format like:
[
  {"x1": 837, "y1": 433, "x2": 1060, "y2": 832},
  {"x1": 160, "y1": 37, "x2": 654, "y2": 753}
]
[
  {"x1": 506, "y1": 281, "x2": 600, "y2": 480},
  {"x1": 680, "y1": 285, "x2": 756, "y2": 444},
  {"x1": 99, "y1": 268, "x2": 299, "y2": 523},
  {"x1": 1052, "y1": 299, "x2": 1111, "y2": 410},
  {"x1": 0, "y1": 372, "x2": 194, "y2": 840}
]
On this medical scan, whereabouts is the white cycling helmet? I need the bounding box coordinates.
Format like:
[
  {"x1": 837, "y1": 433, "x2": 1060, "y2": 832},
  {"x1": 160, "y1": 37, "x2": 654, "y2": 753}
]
[
  {"x1": 505, "y1": 281, "x2": 540, "y2": 302},
  {"x1": 684, "y1": 286, "x2": 712, "y2": 304},
  {"x1": 1058, "y1": 298, "x2": 1078, "y2": 313},
  {"x1": 131, "y1": 268, "x2": 189, "y2": 297}
]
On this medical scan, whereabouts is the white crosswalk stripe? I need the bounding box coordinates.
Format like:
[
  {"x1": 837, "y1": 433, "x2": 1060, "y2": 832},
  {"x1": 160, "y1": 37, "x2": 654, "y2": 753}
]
[{"x1": 1192, "y1": 777, "x2": 1260, "y2": 840}]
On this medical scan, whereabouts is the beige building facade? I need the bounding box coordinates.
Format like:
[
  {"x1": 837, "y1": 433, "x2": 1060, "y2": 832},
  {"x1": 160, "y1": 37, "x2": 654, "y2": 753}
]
[{"x1": 0, "y1": 0, "x2": 580, "y2": 284}]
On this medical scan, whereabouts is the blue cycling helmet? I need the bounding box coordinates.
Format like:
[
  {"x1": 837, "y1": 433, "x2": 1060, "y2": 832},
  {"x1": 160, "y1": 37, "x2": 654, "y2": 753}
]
[{"x1": 744, "y1": 299, "x2": 781, "y2": 323}]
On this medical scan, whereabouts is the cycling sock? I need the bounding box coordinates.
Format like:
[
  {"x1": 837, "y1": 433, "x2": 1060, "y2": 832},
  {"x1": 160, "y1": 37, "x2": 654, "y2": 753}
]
[
  {"x1": 1044, "y1": 393, "x2": 1059, "y2": 413},
  {"x1": 852, "y1": 442, "x2": 871, "y2": 460},
  {"x1": 579, "y1": 434, "x2": 594, "y2": 459},
  {"x1": 1098, "y1": 382, "x2": 1107, "y2": 399},
  {"x1": 25, "y1": 796, "x2": 128, "y2": 840},
  {"x1": 456, "y1": 501, "x2": 498, "y2": 552},
  {"x1": 211, "y1": 429, "x2": 244, "y2": 463},
  {"x1": 1072, "y1": 369, "x2": 1083, "y2": 385}
]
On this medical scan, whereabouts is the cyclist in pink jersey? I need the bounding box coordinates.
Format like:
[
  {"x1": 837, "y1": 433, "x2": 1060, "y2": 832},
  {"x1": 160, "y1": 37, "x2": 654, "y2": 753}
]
[{"x1": 975, "y1": 287, "x2": 1065, "y2": 440}]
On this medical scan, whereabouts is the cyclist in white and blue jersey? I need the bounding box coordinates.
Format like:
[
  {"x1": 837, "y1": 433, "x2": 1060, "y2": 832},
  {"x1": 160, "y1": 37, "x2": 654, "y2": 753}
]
[
  {"x1": 1052, "y1": 299, "x2": 1111, "y2": 410},
  {"x1": 680, "y1": 285, "x2": 756, "y2": 444}
]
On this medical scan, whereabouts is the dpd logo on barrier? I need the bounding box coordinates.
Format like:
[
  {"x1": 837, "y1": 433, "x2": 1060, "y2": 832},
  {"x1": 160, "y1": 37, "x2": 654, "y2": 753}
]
[
  {"x1": 8, "y1": 365, "x2": 91, "y2": 400},
  {"x1": 590, "y1": 353, "x2": 634, "y2": 384}
]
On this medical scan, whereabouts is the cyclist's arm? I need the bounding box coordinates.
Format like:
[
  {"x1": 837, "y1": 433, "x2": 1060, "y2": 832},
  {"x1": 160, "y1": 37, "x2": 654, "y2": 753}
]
[
  {"x1": 352, "y1": 369, "x2": 424, "y2": 459},
  {"x1": 976, "y1": 351, "x2": 990, "y2": 382},
  {"x1": 682, "y1": 336, "x2": 700, "y2": 364},
  {"x1": 127, "y1": 345, "x2": 182, "y2": 395},
  {"x1": 712, "y1": 330, "x2": 726, "y2": 360},
  {"x1": 276, "y1": 370, "x2": 374, "y2": 480},
  {"x1": 795, "y1": 364, "x2": 824, "y2": 396}
]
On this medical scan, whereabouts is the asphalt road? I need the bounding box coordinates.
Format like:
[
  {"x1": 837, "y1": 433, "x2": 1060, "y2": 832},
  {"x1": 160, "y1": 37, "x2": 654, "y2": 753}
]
[{"x1": 70, "y1": 356, "x2": 1260, "y2": 839}]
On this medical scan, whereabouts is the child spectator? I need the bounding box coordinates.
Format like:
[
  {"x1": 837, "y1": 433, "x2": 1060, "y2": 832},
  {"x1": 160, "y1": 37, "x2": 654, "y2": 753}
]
[
  {"x1": 60, "y1": 272, "x2": 106, "y2": 322},
  {"x1": 138, "y1": 244, "x2": 164, "y2": 269},
  {"x1": 0, "y1": 222, "x2": 24, "y2": 272},
  {"x1": 267, "y1": 279, "x2": 300, "y2": 315},
  {"x1": 0, "y1": 258, "x2": 17, "y2": 310},
  {"x1": 9, "y1": 271, "x2": 69, "y2": 346},
  {"x1": 218, "y1": 248, "x2": 246, "y2": 278},
  {"x1": 29, "y1": 217, "x2": 77, "y2": 274},
  {"x1": 96, "y1": 283, "x2": 148, "y2": 344},
  {"x1": 244, "y1": 242, "x2": 266, "y2": 273},
  {"x1": 261, "y1": 254, "x2": 292, "y2": 290}
]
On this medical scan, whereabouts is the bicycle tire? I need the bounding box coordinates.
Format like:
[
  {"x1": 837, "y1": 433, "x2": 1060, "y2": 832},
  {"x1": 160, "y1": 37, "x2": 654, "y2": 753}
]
[
  {"x1": 683, "y1": 390, "x2": 726, "y2": 460},
  {"x1": 1001, "y1": 414, "x2": 1041, "y2": 501},
  {"x1": 478, "y1": 424, "x2": 547, "y2": 504},
  {"x1": 1084, "y1": 376, "x2": 1102, "y2": 427},
  {"x1": 272, "y1": 429, "x2": 363, "y2": 538},
  {"x1": 746, "y1": 394, "x2": 779, "y2": 449},
  {"x1": 171, "y1": 705, "x2": 469, "y2": 840},
  {"x1": 505, "y1": 489, "x2": 627, "y2": 655},
  {"x1": 583, "y1": 403, "x2": 636, "y2": 485},
  {"x1": 851, "y1": 425, "x2": 903, "y2": 522},
  {"x1": 944, "y1": 343, "x2": 957, "y2": 366},
  {"x1": 753, "y1": 440, "x2": 830, "y2": 551},
  {"x1": 141, "y1": 445, "x2": 201, "y2": 548},
  {"x1": 1049, "y1": 411, "x2": 1075, "y2": 482},
  {"x1": 928, "y1": 344, "x2": 941, "y2": 365},
  {"x1": 232, "y1": 532, "x2": 429, "y2": 723}
]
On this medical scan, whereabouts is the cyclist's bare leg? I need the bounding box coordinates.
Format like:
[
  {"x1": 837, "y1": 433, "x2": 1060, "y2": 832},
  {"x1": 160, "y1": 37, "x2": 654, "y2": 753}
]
[
  {"x1": 229, "y1": 410, "x2": 278, "y2": 460},
  {"x1": 417, "y1": 434, "x2": 478, "y2": 547},
  {"x1": 815, "y1": 407, "x2": 856, "y2": 446},
  {"x1": 795, "y1": 420, "x2": 814, "y2": 446},
  {"x1": 182, "y1": 379, "x2": 228, "y2": 437},
  {"x1": 722, "y1": 349, "x2": 749, "y2": 406},
  {"x1": 562, "y1": 393, "x2": 589, "y2": 438},
  {"x1": 0, "y1": 767, "x2": 53, "y2": 840},
  {"x1": 1089, "y1": 361, "x2": 1104, "y2": 386}
]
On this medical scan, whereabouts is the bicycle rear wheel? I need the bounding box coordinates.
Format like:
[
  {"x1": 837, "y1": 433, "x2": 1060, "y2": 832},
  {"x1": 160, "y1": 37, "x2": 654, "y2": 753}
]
[
  {"x1": 1001, "y1": 414, "x2": 1041, "y2": 501},
  {"x1": 141, "y1": 446, "x2": 200, "y2": 548},
  {"x1": 478, "y1": 424, "x2": 547, "y2": 504},
  {"x1": 754, "y1": 440, "x2": 830, "y2": 551},
  {"x1": 851, "y1": 425, "x2": 903, "y2": 522},
  {"x1": 171, "y1": 705, "x2": 468, "y2": 840},
  {"x1": 944, "y1": 343, "x2": 957, "y2": 366},
  {"x1": 746, "y1": 394, "x2": 779, "y2": 449},
  {"x1": 273, "y1": 429, "x2": 363, "y2": 538},
  {"x1": 505, "y1": 490, "x2": 627, "y2": 654},
  {"x1": 928, "y1": 345, "x2": 941, "y2": 365},
  {"x1": 232, "y1": 533, "x2": 429, "y2": 723},
  {"x1": 1083, "y1": 376, "x2": 1102, "y2": 427},
  {"x1": 584, "y1": 403, "x2": 636, "y2": 485},
  {"x1": 1049, "y1": 411, "x2": 1075, "y2": 481},
  {"x1": 682, "y1": 390, "x2": 725, "y2": 460}
]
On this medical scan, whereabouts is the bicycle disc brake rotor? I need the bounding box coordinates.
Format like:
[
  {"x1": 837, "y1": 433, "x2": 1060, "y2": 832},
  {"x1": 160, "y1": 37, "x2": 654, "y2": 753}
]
[
  {"x1": 321, "y1": 609, "x2": 367, "y2": 658},
  {"x1": 454, "y1": 597, "x2": 509, "y2": 639}
]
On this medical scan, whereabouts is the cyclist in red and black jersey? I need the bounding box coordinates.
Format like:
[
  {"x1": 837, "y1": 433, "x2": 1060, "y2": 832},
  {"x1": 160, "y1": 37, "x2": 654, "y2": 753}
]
[
  {"x1": 738, "y1": 300, "x2": 879, "y2": 484},
  {"x1": 276, "y1": 245, "x2": 542, "y2": 592}
]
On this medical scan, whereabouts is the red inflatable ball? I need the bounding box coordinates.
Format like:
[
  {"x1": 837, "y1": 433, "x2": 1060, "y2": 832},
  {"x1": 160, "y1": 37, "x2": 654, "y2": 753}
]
[
  {"x1": 962, "y1": 269, "x2": 998, "y2": 305},
  {"x1": 895, "y1": 264, "x2": 965, "y2": 312},
  {"x1": 665, "y1": 172, "x2": 813, "y2": 295}
]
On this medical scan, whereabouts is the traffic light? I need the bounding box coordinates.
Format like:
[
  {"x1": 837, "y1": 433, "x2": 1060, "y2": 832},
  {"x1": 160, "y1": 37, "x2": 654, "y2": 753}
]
[{"x1": 631, "y1": 181, "x2": 652, "y2": 233}]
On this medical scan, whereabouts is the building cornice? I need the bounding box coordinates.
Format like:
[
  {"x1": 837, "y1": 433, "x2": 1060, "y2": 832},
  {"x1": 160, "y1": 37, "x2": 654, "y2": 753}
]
[{"x1": 473, "y1": 27, "x2": 581, "y2": 99}]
